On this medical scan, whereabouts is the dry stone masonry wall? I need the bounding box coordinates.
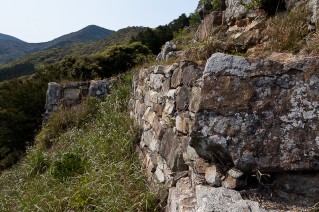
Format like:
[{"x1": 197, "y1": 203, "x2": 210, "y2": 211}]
[
  {"x1": 130, "y1": 52, "x2": 319, "y2": 210},
  {"x1": 45, "y1": 80, "x2": 109, "y2": 121}
]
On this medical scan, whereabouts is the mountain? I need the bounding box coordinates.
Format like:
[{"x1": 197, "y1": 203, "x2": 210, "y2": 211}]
[
  {"x1": 0, "y1": 27, "x2": 146, "y2": 81},
  {"x1": 0, "y1": 25, "x2": 114, "y2": 64},
  {"x1": 0, "y1": 33, "x2": 24, "y2": 42}
]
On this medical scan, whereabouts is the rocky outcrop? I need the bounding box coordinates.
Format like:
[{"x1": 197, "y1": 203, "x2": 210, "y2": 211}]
[
  {"x1": 156, "y1": 42, "x2": 183, "y2": 62},
  {"x1": 130, "y1": 52, "x2": 319, "y2": 210},
  {"x1": 44, "y1": 80, "x2": 109, "y2": 121}
]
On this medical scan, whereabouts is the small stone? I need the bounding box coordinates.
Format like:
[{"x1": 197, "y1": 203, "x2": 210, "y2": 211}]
[
  {"x1": 163, "y1": 100, "x2": 175, "y2": 115},
  {"x1": 155, "y1": 166, "x2": 165, "y2": 183},
  {"x1": 222, "y1": 175, "x2": 245, "y2": 189},
  {"x1": 153, "y1": 65, "x2": 164, "y2": 74},
  {"x1": 142, "y1": 107, "x2": 156, "y2": 125},
  {"x1": 228, "y1": 168, "x2": 244, "y2": 179},
  {"x1": 205, "y1": 166, "x2": 222, "y2": 187},
  {"x1": 164, "y1": 63, "x2": 179, "y2": 78},
  {"x1": 166, "y1": 89, "x2": 176, "y2": 100}
]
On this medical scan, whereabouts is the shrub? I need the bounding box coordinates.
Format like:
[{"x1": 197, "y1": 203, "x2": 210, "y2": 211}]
[{"x1": 264, "y1": 6, "x2": 308, "y2": 52}]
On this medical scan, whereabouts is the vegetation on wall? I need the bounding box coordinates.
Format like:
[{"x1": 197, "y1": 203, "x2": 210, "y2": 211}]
[
  {"x1": 0, "y1": 41, "x2": 152, "y2": 168},
  {"x1": 0, "y1": 74, "x2": 158, "y2": 211}
]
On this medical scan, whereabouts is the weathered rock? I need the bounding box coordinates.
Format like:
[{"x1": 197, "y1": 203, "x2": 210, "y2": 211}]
[
  {"x1": 156, "y1": 41, "x2": 177, "y2": 62},
  {"x1": 166, "y1": 178, "x2": 196, "y2": 212},
  {"x1": 171, "y1": 67, "x2": 183, "y2": 88},
  {"x1": 44, "y1": 82, "x2": 62, "y2": 120},
  {"x1": 142, "y1": 107, "x2": 156, "y2": 125},
  {"x1": 196, "y1": 186, "x2": 265, "y2": 212},
  {"x1": 194, "y1": 52, "x2": 319, "y2": 173},
  {"x1": 195, "y1": 11, "x2": 224, "y2": 42},
  {"x1": 163, "y1": 100, "x2": 175, "y2": 115},
  {"x1": 228, "y1": 168, "x2": 244, "y2": 179},
  {"x1": 273, "y1": 173, "x2": 319, "y2": 206},
  {"x1": 153, "y1": 65, "x2": 164, "y2": 74},
  {"x1": 88, "y1": 80, "x2": 109, "y2": 99},
  {"x1": 150, "y1": 73, "x2": 164, "y2": 91},
  {"x1": 176, "y1": 112, "x2": 194, "y2": 134},
  {"x1": 224, "y1": 0, "x2": 253, "y2": 24},
  {"x1": 205, "y1": 166, "x2": 223, "y2": 187},
  {"x1": 222, "y1": 175, "x2": 245, "y2": 189},
  {"x1": 176, "y1": 86, "x2": 191, "y2": 111},
  {"x1": 189, "y1": 86, "x2": 201, "y2": 112},
  {"x1": 44, "y1": 80, "x2": 108, "y2": 121},
  {"x1": 164, "y1": 63, "x2": 179, "y2": 78},
  {"x1": 159, "y1": 128, "x2": 188, "y2": 171},
  {"x1": 155, "y1": 166, "x2": 165, "y2": 183},
  {"x1": 308, "y1": 0, "x2": 319, "y2": 30}
]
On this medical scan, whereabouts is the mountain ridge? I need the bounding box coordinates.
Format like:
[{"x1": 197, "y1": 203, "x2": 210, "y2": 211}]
[{"x1": 0, "y1": 25, "x2": 114, "y2": 64}]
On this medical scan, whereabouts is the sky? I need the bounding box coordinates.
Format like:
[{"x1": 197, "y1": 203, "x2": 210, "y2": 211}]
[{"x1": 0, "y1": 0, "x2": 198, "y2": 43}]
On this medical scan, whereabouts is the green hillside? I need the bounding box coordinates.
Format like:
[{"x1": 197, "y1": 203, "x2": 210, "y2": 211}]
[{"x1": 0, "y1": 27, "x2": 146, "y2": 81}]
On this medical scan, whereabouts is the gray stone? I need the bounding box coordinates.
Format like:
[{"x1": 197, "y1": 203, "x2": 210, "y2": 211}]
[
  {"x1": 163, "y1": 100, "x2": 175, "y2": 115},
  {"x1": 180, "y1": 63, "x2": 203, "y2": 86},
  {"x1": 204, "y1": 52, "x2": 251, "y2": 77},
  {"x1": 155, "y1": 166, "x2": 165, "y2": 183},
  {"x1": 176, "y1": 86, "x2": 191, "y2": 111},
  {"x1": 164, "y1": 63, "x2": 179, "y2": 78},
  {"x1": 176, "y1": 112, "x2": 194, "y2": 134},
  {"x1": 205, "y1": 166, "x2": 222, "y2": 187},
  {"x1": 228, "y1": 168, "x2": 244, "y2": 179},
  {"x1": 171, "y1": 67, "x2": 182, "y2": 88},
  {"x1": 142, "y1": 107, "x2": 156, "y2": 125},
  {"x1": 224, "y1": 0, "x2": 253, "y2": 24},
  {"x1": 189, "y1": 86, "x2": 201, "y2": 112},
  {"x1": 153, "y1": 65, "x2": 164, "y2": 74},
  {"x1": 156, "y1": 41, "x2": 177, "y2": 62},
  {"x1": 159, "y1": 128, "x2": 188, "y2": 171},
  {"x1": 196, "y1": 186, "x2": 265, "y2": 212},
  {"x1": 166, "y1": 178, "x2": 196, "y2": 212},
  {"x1": 166, "y1": 89, "x2": 177, "y2": 100},
  {"x1": 162, "y1": 77, "x2": 171, "y2": 94},
  {"x1": 88, "y1": 80, "x2": 109, "y2": 99},
  {"x1": 222, "y1": 175, "x2": 245, "y2": 189},
  {"x1": 150, "y1": 73, "x2": 164, "y2": 90}
]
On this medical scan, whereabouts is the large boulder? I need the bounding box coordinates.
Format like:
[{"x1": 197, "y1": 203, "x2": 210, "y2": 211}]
[{"x1": 192, "y1": 52, "x2": 319, "y2": 173}]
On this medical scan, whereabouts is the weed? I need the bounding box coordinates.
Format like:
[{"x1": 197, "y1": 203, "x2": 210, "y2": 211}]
[{"x1": 264, "y1": 6, "x2": 308, "y2": 53}]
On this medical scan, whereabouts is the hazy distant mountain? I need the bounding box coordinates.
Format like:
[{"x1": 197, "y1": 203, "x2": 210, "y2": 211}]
[
  {"x1": 0, "y1": 33, "x2": 24, "y2": 42},
  {"x1": 0, "y1": 26, "x2": 146, "y2": 81},
  {"x1": 0, "y1": 25, "x2": 114, "y2": 64}
]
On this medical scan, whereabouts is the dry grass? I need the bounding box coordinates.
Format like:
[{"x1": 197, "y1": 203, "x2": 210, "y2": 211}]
[{"x1": 264, "y1": 6, "x2": 308, "y2": 53}]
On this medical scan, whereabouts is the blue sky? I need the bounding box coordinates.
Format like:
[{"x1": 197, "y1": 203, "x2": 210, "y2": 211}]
[{"x1": 0, "y1": 0, "x2": 198, "y2": 43}]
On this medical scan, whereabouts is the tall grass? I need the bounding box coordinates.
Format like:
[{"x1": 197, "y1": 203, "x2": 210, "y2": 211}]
[{"x1": 0, "y1": 74, "x2": 158, "y2": 211}]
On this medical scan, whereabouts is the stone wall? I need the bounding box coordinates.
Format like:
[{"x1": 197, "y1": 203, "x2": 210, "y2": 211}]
[
  {"x1": 44, "y1": 80, "x2": 109, "y2": 121},
  {"x1": 129, "y1": 52, "x2": 319, "y2": 210}
]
